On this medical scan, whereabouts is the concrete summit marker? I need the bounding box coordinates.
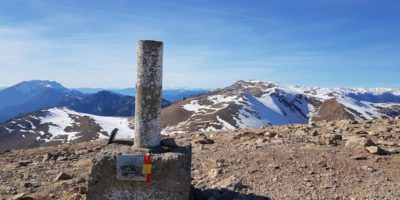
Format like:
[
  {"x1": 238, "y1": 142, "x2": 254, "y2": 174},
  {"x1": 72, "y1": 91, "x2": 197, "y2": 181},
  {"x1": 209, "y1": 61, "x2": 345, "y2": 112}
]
[
  {"x1": 86, "y1": 40, "x2": 192, "y2": 200},
  {"x1": 135, "y1": 40, "x2": 163, "y2": 148}
]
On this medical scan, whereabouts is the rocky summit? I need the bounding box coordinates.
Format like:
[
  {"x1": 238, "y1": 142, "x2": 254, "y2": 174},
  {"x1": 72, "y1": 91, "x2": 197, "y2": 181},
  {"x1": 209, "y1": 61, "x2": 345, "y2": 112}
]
[{"x1": 1, "y1": 118, "x2": 400, "y2": 200}]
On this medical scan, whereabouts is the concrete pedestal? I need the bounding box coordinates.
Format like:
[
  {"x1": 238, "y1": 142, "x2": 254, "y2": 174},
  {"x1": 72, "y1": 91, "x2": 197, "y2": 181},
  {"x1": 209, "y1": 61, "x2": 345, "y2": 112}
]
[{"x1": 87, "y1": 143, "x2": 192, "y2": 200}]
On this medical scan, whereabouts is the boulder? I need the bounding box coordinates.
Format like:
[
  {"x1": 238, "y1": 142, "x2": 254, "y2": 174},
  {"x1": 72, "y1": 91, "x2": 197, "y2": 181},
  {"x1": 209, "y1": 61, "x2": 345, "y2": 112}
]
[
  {"x1": 349, "y1": 120, "x2": 359, "y2": 124},
  {"x1": 18, "y1": 160, "x2": 32, "y2": 167},
  {"x1": 361, "y1": 165, "x2": 376, "y2": 172},
  {"x1": 311, "y1": 130, "x2": 319, "y2": 136},
  {"x1": 368, "y1": 131, "x2": 379, "y2": 136},
  {"x1": 10, "y1": 193, "x2": 33, "y2": 200},
  {"x1": 365, "y1": 146, "x2": 385, "y2": 155},
  {"x1": 215, "y1": 176, "x2": 246, "y2": 192},
  {"x1": 194, "y1": 138, "x2": 215, "y2": 145},
  {"x1": 350, "y1": 155, "x2": 368, "y2": 160},
  {"x1": 208, "y1": 168, "x2": 223, "y2": 178},
  {"x1": 161, "y1": 138, "x2": 178, "y2": 148},
  {"x1": 264, "y1": 131, "x2": 277, "y2": 138},
  {"x1": 255, "y1": 138, "x2": 267, "y2": 145},
  {"x1": 55, "y1": 172, "x2": 72, "y2": 181},
  {"x1": 345, "y1": 137, "x2": 375, "y2": 148},
  {"x1": 295, "y1": 130, "x2": 307, "y2": 137},
  {"x1": 354, "y1": 130, "x2": 368, "y2": 135},
  {"x1": 42, "y1": 153, "x2": 53, "y2": 162},
  {"x1": 321, "y1": 134, "x2": 342, "y2": 145}
]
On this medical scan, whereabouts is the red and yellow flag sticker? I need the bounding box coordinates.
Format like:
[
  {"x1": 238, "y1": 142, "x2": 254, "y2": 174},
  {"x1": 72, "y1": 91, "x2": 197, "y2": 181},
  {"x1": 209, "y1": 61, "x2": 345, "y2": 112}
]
[{"x1": 143, "y1": 152, "x2": 152, "y2": 184}]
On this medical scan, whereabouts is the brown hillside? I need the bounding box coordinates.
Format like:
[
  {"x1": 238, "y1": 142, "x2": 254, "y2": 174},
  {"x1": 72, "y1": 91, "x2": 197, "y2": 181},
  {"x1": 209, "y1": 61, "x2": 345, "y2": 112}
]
[{"x1": 312, "y1": 98, "x2": 355, "y2": 122}]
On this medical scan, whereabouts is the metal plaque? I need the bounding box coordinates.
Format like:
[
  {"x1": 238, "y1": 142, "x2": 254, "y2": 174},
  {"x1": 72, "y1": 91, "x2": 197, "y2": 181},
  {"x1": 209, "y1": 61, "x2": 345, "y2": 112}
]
[{"x1": 116, "y1": 153, "x2": 146, "y2": 181}]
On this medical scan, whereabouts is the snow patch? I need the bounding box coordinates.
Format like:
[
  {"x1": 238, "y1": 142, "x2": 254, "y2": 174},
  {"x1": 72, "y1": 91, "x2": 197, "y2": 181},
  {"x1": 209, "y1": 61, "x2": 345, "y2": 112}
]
[
  {"x1": 88, "y1": 114, "x2": 133, "y2": 139},
  {"x1": 216, "y1": 116, "x2": 235, "y2": 130},
  {"x1": 17, "y1": 124, "x2": 26, "y2": 129},
  {"x1": 183, "y1": 100, "x2": 209, "y2": 112},
  {"x1": 208, "y1": 95, "x2": 237, "y2": 104},
  {"x1": 28, "y1": 121, "x2": 36, "y2": 129},
  {"x1": 199, "y1": 126, "x2": 217, "y2": 132},
  {"x1": 39, "y1": 108, "x2": 133, "y2": 142},
  {"x1": 40, "y1": 108, "x2": 79, "y2": 142},
  {"x1": 337, "y1": 97, "x2": 382, "y2": 120}
]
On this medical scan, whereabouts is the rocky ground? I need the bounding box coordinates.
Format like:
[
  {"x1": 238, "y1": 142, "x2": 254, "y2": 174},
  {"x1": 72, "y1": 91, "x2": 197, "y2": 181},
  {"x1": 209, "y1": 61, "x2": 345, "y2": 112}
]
[{"x1": 1, "y1": 118, "x2": 400, "y2": 200}]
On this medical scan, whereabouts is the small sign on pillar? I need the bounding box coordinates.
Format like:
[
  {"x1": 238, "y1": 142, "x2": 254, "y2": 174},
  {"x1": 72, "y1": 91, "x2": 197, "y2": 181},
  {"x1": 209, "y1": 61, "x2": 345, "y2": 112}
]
[
  {"x1": 116, "y1": 153, "x2": 145, "y2": 181},
  {"x1": 116, "y1": 152, "x2": 152, "y2": 183}
]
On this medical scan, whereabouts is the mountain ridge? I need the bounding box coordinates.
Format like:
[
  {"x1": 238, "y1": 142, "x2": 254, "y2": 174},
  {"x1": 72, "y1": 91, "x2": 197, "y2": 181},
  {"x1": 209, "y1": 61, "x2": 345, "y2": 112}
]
[
  {"x1": 1, "y1": 80, "x2": 400, "y2": 151},
  {"x1": 73, "y1": 87, "x2": 209, "y2": 102},
  {"x1": 0, "y1": 80, "x2": 172, "y2": 122},
  {"x1": 162, "y1": 80, "x2": 400, "y2": 133}
]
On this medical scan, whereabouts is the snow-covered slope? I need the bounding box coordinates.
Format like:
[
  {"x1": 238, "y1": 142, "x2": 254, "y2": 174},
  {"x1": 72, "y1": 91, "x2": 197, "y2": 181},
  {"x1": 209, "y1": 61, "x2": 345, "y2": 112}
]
[
  {"x1": 40, "y1": 108, "x2": 133, "y2": 141},
  {"x1": 0, "y1": 108, "x2": 134, "y2": 151},
  {"x1": 303, "y1": 86, "x2": 400, "y2": 120},
  {"x1": 162, "y1": 80, "x2": 400, "y2": 133},
  {"x1": 1, "y1": 80, "x2": 400, "y2": 150}
]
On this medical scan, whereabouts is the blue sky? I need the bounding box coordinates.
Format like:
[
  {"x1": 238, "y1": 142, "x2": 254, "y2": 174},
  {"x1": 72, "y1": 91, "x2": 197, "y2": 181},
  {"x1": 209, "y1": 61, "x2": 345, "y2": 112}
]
[{"x1": 0, "y1": 0, "x2": 399, "y2": 88}]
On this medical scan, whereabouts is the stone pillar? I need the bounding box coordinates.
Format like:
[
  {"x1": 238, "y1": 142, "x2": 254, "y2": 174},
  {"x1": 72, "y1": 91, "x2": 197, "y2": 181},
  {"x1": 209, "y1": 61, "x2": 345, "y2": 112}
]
[
  {"x1": 87, "y1": 40, "x2": 192, "y2": 200},
  {"x1": 134, "y1": 40, "x2": 163, "y2": 148}
]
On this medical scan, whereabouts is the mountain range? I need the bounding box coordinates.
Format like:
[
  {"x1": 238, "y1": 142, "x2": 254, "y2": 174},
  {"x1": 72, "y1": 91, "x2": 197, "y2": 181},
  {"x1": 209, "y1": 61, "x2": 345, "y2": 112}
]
[
  {"x1": 162, "y1": 80, "x2": 400, "y2": 133},
  {"x1": 73, "y1": 87, "x2": 209, "y2": 102},
  {"x1": 1, "y1": 80, "x2": 400, "y2": 150},
  {"x1": 0, "y1": 80, "x2": 82, "y2": 123},
  {"x1": 0, "y1": 80, "x2": 192, "y2": 122}
]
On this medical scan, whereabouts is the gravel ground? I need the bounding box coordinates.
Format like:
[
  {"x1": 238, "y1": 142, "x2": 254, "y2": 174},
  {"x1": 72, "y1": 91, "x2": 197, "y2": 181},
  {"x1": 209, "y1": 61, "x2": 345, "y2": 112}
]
[{"x1": 1, "y1": 118, "x2": 400, "y2": 200}]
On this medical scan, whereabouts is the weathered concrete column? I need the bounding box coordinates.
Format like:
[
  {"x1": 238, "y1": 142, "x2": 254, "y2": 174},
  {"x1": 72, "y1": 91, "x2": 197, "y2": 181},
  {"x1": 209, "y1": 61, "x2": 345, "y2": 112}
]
[{"x1": 134, "y1": 40, "x2": 163, "y2": 148}]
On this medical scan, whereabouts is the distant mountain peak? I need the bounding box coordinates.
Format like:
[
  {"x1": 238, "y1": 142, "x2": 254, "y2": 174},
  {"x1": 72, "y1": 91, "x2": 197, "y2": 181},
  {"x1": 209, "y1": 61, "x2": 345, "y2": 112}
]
[
  {"x1": 10, "y1": 80, "x2": 69, "y2": 93},
  {"x1": 94, "y1": 90, "x2": 122, "y2": 96},
  {"x1": 0, "y1": 80, "x2": 81, "y2": 122}
]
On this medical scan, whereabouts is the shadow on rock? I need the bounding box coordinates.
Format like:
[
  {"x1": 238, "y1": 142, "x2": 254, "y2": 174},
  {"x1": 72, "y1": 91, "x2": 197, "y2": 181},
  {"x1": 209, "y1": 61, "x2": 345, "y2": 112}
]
[{"x1": 191, "y1": 187, "x2": 270, "y2": 200}]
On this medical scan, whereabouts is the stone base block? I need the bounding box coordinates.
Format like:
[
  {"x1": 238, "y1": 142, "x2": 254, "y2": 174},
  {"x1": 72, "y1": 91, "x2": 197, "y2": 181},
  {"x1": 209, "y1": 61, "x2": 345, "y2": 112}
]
[{"x1": 87, "y1": 143, "x2": 191, "y2": 200}]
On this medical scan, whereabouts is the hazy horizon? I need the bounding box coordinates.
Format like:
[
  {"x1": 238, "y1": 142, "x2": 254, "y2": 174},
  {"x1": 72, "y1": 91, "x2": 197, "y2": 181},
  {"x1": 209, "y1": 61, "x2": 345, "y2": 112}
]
[{"x1": 1, "y1": 79, "x2": 400, "y2": 91}]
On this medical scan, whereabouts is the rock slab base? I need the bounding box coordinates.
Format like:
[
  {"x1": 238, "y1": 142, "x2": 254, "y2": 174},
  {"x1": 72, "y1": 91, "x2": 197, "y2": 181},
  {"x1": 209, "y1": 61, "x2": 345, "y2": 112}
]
[{"x1": 87, "y1": 144, "x2": 191, "y2": 200}]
